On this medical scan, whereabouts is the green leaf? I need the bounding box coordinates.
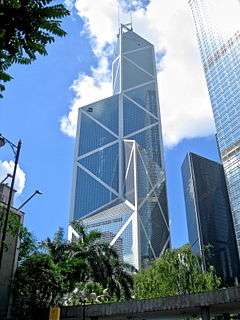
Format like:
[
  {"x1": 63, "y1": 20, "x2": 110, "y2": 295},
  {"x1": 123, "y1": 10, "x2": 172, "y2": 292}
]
[
  {"x1": 0, "y1": 0, "x2": 70, "y2": 97},
  {"x1": 0, "y1": 71, "x2": 12, "y2": 82},
  {"x1": 134, "y1": 245, "x2": 221, "y2": 299}
]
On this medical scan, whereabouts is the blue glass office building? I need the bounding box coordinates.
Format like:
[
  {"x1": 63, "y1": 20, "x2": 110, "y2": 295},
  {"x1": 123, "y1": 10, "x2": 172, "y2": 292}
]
[
  {"x1": 189, "y1": 0, "x2": 240, "y2": 256},
  {"x1": 182, "y1": 153, "x2": 240, "y2": 284},
  {"x1": 69, "y1": 25, "x2": 170, "y2": 269}
]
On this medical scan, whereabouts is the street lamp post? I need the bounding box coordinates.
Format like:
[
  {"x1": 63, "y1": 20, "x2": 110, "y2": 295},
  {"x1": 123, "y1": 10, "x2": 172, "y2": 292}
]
[
  {"x1": 6, "y1": 189, "x2": 42, "y2": 320},
  {"x1": 0, "y1": 134, "x2": 22, "y2": 270},
  {"x1": 0, "y1": 174, "x2": 13, "y2": 185},
  {"x1": 17, "y1": 190, "x2": 42, "y2": 211}
]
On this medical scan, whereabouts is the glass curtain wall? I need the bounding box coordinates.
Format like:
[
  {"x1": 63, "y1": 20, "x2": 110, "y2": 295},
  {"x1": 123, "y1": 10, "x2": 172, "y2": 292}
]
[
  {"x1": 70, "y1": 25, "x2": 170, "y2": 269},
  {"x1": 189, "y1": 0, "x2": 240, "y2": 256},
  {"x1": 182, "y1": 153, "x2": 240, "y2": 285}
]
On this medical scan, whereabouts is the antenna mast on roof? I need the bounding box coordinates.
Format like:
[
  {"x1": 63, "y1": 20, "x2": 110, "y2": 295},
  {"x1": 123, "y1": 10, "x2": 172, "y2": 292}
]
[
  {"x1": 117, "y1": 0, "x2": 133, "y2": 33},
  {"x1": 117, "y1": 2, "x2": 120, "y2": 31},
  {"x1": 130, "y1": 9, "x2": 133, "y2": 29}
]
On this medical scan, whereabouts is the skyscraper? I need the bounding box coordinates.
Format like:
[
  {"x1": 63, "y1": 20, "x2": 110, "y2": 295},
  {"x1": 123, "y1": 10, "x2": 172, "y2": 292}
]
[
  {"x1": 189, "y1": 0, "x2": 240, "y2": 255},
  {"x1": 182, "y1": 153, "x2": 240, "y2": 285},
  {"x1": 69, "y1": 24, "x2": 170, "y2": 270}
]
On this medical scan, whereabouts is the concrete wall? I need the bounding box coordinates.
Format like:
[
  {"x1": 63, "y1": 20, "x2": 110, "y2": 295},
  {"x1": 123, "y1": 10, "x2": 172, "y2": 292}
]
[
  {"x1": 35, "y1": 287, "x2": 240, "y2": 320},
  {"x1": 0, "y1": 205, "x2": 21, "y2": 319}
]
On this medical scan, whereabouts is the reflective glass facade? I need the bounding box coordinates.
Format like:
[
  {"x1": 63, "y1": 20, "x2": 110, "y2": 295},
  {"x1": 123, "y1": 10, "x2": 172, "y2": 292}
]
[
  {"x1": 189, "y1": 0, "x2": 240, "y2": 256},
  {"x1": 70, "y1": 25, "x2": 170, "y2": 269},
  {"x1": 182, "y1": 153, "x2": 240, "y2": 285}
]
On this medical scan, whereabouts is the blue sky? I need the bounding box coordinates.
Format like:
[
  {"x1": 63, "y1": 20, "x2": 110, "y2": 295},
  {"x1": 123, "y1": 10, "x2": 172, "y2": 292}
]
[{"x1": 0, "y1": 1, "x2": 219, "y2": 247}]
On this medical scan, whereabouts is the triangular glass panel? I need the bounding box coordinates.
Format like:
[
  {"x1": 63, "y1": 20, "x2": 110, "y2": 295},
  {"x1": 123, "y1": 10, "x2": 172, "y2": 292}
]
[
  {"x1": 122, "y1": 58, "x2": 153, "y2": 91},
  {"x1": 122, "y1": 30, "x2": 152, "y2": 53},
  {"x1": 139, "y1": 220, "x2": 155, "y2": 267},
  {"x1": 128, "y1": 124, "x2": 162, "y2": 167},
  {"x1": 139, "y1": 194, "x2": 170, "y2": 258},
  {"x1": 81, "y1": 95, "x2": 119, "y2": 135},
  {"x1": 125, "y1": 47, "x2": 155, "y2": 75},
  {"x1": 137, "y1": 154, "x2": 152, "y2": 204},
  {"x1": 123, "y1": 140, "x2": 134, "y2": 164},
  {"x1": 73, "y1": 166, "x2": 117, "y2": 219},
  {"x1": 123, "y1": 96, "x2": 158, "y2": 136},
  {"x1": 154, "y1": 183, "x2": 169, "y2": 229},
  {"x1": 79, "y1": 142, "x2": 119, "y2": 192},
  {"x1": 124, "y1": 156, "x2": 135, "y2": 206},
  {"x1": 78, "y1": 113, "x2": 117, "y2": 156},
  {"x1": 137, "y1": 146, "x2": 163, "y2": 187},
  {"x1": 120, "y1": 221, "x2": 134, "y2": 266},
  {"x1": 125, "y1": 82, "x2": 158, "y2": 117},
  {"x1": 123, "y1": 140, "x2": 135, "y2": 205}
]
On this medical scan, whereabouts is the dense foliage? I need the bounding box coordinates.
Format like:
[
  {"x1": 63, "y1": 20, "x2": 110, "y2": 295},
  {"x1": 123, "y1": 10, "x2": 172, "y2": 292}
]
[
  {"x1": 0, "y1": 204, "x2": 28, "y2": 251},
  {"x1": 0, "y1": 0, "x2": 69, "y2": 97},
  {"x1": 13, "y1": 223, "x2": 133, "y2": 320},
  {"x1": 10, "y1": 220, "x2": 222, "y2": 319},
  {"x1": 134, "y1": 245, "x2": 221, "y2": 299}
]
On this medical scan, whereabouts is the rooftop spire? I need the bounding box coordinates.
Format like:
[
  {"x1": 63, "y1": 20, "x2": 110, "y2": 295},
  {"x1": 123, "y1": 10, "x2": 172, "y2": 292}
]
[{"x1": 117, "y1": 1, "x2": 133, "y2": 33}]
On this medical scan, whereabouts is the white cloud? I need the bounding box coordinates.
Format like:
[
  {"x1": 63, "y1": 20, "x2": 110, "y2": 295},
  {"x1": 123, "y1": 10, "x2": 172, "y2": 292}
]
[
  {"x1": 61, "y1": 0, "x2": 215, "y2": 147},
  {"x1": 60, "y1": 57, "x2": 112, "y2": 137},
  {"x1": 0, "y1": 160, "x2": 26, "y2": 195},
  {"x1": 75, "y1": 0, "x2": 117, "y2": 55},
  {"x1": 64, "y1": 0, "x2": 75, "y2": 12}
]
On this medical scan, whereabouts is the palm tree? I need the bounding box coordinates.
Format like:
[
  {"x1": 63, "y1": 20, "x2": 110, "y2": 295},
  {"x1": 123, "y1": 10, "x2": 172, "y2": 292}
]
[
  {"x1": 14, "y1": 224, "x2": 134, "y2": 318},
  {"x1": 69, "y1": 221, "x2": 134, "y2": 300},
  {"x1": 42, "y1": 223, "x2": 134, "y2": 301},
  {"x1": 42, "y1": 227, "x2": 71, "y2": 263},
  {"x1": 94, "y1": 242, "x2": 134, "y2": 300}
]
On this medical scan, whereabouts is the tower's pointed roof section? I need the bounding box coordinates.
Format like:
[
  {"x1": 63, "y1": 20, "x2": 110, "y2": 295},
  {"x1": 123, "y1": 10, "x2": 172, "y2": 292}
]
[{"x1": 121, "y1": 27, "x2": 153, "y2": 53}]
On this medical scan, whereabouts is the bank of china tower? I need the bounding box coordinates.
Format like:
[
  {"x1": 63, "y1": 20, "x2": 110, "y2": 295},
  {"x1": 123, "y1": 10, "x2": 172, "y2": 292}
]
[{"x1": 69, "y1": 25, "x2": 170, "y2": 270}]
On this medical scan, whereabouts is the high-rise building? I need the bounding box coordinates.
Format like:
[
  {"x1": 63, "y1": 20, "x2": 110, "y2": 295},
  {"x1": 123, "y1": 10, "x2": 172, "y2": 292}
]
[
  {"x1": 188, "y1": 0, "x2": 240, "y2": 255},
  {"x1": 69, "y1": 24, "x2": 170, "y2": 270},
  {"x1": 182, "y1": 152, "x2": 240, "y2": 285}
]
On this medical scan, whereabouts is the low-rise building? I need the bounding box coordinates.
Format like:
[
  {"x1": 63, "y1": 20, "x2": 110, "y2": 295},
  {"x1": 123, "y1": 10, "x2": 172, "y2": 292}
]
[{"x1": 0, "y1": 185, "x2": 23, "y2": 319}]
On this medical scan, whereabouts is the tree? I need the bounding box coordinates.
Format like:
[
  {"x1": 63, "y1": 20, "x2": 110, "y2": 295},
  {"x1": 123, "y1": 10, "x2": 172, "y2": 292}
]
[
  {"x1": 70, "y1": 221, "x2": 134, "y2": 300},
  {"x1": 0, "y1": 0, "x2": 69, "y2": 97},
  {"x1": 13, "y1": 224, "x2": 134, "y2": 319},
  {"x1": 134, "y1": 245, "x2": 221, "y2": 300},
  {"x1": 42, "y1": 227, "x2": 71, "y2": 263},
  {"x1": 17, "y1": 226, "x2": 37, "y2": 264},
  {"x1": 0, "y1": 203, "x2": 27, "y2": 252},
  {"x1": 14, "y1": 253, "x2": 68, "y2": 319}
]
